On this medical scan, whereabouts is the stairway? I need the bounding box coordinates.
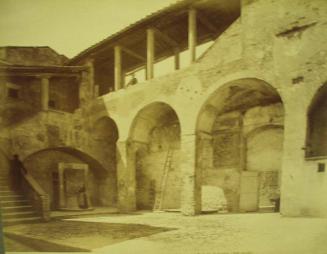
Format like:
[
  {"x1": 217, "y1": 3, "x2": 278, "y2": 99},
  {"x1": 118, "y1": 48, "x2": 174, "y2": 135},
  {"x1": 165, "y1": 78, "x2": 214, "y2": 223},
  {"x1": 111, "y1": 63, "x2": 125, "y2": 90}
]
[
  {"x1": 153, "y1": 149, "x2": 173, "y2": 211},
  {"x1": 0, "y1": 173, "x2": 41, "y2": 225}
]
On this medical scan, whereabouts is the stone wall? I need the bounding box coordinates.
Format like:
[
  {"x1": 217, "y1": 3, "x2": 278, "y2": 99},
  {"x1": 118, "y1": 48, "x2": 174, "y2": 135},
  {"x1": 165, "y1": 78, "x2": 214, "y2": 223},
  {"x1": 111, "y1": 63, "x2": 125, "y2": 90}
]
[
  {"x1": 202, "y1": 102, "x2": 284, "y2": 211},
  {"x1": 0, "y1": 46, "x2": 68, "y2": 66},
  {"x1": 24, "y1": 150, "x2": 99, "y2": 209}
]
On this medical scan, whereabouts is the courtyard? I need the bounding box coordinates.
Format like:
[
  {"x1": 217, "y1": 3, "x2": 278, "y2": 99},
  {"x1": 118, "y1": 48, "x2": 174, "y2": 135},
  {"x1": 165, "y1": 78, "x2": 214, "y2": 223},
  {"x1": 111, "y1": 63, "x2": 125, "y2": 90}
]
[{"x1": 4, "y1": 212, "x2": 327, "y2": 254}]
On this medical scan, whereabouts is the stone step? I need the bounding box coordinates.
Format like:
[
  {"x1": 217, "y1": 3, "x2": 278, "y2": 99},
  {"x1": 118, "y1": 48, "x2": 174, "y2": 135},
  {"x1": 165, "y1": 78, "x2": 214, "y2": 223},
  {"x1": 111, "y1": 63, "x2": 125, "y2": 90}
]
[
  {"x1": 3, "y1": 216, "x2": 41, "y2": 226},
  {"x1": 2, "y1": 211, "x2": 37, "y2": 220},
  {"x1": 0, "y1": 185, "x2": 12, "y2": 191},
  {"x1": 0, "y1": 200, "x2": 30, "y2": 207},
  {"x1": 1, "y1": 205, "x2": 34, "y2": 213},
  {"x1": 0, "y1": 190, "x2": 17, "y2": 195},
  {"x1": 0, "y1": 195, "x2": 26, "y2": 202}
]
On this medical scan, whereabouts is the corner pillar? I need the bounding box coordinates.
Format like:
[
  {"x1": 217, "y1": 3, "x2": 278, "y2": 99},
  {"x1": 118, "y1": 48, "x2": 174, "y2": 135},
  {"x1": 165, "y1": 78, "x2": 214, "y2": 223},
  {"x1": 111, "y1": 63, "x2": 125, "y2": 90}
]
[
  {"x1": 181, "y1": 133, "x2": 202, "y2": 215},
  {"x1": 117, "y1": 139, "x2": 137, "y2": 212}
]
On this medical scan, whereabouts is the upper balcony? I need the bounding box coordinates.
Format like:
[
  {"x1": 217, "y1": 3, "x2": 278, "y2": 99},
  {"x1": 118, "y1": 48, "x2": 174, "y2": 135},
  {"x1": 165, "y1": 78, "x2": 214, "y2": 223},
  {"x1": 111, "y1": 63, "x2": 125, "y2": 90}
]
[{"x1": 68, "y1": 0, "x2": 240, "y2": 97}]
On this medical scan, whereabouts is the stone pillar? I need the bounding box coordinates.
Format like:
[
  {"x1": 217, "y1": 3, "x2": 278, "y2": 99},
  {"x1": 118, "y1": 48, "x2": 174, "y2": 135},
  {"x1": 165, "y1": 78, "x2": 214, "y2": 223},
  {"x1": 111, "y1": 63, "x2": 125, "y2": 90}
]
[
  {"x1": 40, "y1": 76, "x2": 49, "y2": 110},
  {"x1": 114, "y1": 46, "x2": 122, "y2": 91},
  {"x1": 197, "y1": 131, "x2": 214, "y2": 173},
  {"x1": 188, "y1": 8, "x2": 197, "y2": 63},
  {"x1": 146, "y1": 28, "x2": 155, "y2": 80},
  {"x1": 181, "y1": 133, "x2": 201, "y2": 215},
  {"x1": 58, "y1": 165, "x2": 65, "y2": 209},
  {"x1": 239, "y1": 112, "x2": 246, "y2": 171},
  {"x1": 280, "y1": 100, "x2": 307, "y2": 216},
  {"x1": 117, "y1": 139, "x2": 136, "y2": 212}
]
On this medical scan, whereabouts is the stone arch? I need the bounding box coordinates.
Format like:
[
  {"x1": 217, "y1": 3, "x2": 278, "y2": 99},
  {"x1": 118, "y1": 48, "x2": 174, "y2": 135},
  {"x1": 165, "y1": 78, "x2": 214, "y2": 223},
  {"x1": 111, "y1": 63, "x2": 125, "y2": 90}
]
[
  {"x1": 23, "y1": 147, "x2": 115, "y2": 210},
  {"x1": 196, "y1": 78, "x2": 284, "y2": 213},
  {"x1": 306, "y1": 83, "x2": 327, "y2": 157},
  {"x1": 129, "y1": 102, "x2": 182, "y2": 211}
]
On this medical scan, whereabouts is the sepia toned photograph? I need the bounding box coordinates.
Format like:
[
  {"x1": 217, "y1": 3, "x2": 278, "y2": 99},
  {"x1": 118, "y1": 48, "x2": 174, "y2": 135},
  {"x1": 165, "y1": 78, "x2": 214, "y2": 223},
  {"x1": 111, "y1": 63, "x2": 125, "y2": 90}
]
[{"x1": 0, "y1": 0, "x2": 327, "y2": 253}]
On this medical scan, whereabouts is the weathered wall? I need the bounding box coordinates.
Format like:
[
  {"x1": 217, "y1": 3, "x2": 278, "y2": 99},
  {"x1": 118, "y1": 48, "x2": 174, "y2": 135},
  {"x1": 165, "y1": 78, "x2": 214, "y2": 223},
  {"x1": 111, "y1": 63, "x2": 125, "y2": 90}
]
[
  {"x1": 49, "y1": 77, "x2": 79, "y2": 112},
  {"x1": 0, "y1": 47, "x2": 68, "y2": 66},
  {"x1": 202, "y1": 102, "x2": 283, "y2": 211},
  {"x1": 2, "y1": 0, "x2": 327, "y2": 217},
  {"x1": 23, "y1": 150, "x2": 100, "y2": 209}
]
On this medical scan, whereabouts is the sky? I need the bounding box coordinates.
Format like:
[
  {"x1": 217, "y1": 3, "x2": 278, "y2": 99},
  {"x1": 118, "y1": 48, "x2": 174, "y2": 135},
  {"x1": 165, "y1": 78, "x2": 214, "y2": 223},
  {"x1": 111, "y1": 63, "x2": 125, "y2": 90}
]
[{"x1": 0, "y1": 0, "x2": 178, "y2": 58}]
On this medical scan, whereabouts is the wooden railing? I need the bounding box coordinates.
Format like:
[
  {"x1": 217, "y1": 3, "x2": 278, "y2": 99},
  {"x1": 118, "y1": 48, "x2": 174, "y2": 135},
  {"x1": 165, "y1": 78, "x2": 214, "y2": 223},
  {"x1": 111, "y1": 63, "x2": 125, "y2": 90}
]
[{"x1": 21, "y1": 171, "x2": 50, "y2": 221}]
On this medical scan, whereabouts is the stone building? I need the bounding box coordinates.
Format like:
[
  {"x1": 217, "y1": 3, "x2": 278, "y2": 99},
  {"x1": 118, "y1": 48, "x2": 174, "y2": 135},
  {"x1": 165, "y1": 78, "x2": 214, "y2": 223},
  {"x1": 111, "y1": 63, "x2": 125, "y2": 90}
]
[{"x1": 1, "y1": 0, "x2": 327, "y2": 223}]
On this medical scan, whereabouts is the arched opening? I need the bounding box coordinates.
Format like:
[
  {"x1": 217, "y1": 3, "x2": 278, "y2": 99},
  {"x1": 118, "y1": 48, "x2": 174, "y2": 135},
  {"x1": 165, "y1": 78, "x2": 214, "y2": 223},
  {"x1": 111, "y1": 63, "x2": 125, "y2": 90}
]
[
  {"x1": 129, "y1": 102, "x2": 181, "y2": 211},
  {"x1": 306, "y1": 84, "x2": 327, "y2": 158},
  {"x1": 91, "y1": 117, "x2": 119, "y2": 206},
  {"x1": 23, "y1": 147, "x2": 111, "y2": 210},
  {"x1": 197, "y1": 78, "x2": 284, "y2": 213}
]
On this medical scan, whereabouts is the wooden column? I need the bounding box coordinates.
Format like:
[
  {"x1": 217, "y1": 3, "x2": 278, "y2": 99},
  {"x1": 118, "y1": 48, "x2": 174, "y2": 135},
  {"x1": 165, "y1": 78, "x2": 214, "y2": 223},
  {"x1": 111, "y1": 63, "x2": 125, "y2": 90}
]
[
  {"x1": 188, "y1": 8, "x2": 197, "y2": 63},
  {"x1": 85, "y1": 59, "x2": 95, "y2": 98},
  {"x1": 174, "y1": 49, "x2": 180, "y2": 70},
  {"x1": 146, "y1": 28, "x2": 155, "y2": 80},
  {"x1": 41, "y1": 76, "x2": 49, "y2": 110},
  {"x1": 114, "y1": 45, "x2": 122, "y2": 90}
]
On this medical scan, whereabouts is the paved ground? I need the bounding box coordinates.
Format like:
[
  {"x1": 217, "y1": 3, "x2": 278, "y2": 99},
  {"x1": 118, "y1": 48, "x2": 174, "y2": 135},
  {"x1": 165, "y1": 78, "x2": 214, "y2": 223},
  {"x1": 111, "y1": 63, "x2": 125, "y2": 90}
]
[{"x1": 4, "y1": 212, "x2": 327, "y2": 254}]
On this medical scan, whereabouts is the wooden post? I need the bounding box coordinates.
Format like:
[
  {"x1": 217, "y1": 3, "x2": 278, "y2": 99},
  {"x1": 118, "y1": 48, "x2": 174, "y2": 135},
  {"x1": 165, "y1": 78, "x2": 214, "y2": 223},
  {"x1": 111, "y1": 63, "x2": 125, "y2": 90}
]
[
  {"x1": 146, "y1": 28, "x2": 155, "y2": 80},
  {"x1": 188, "y1": 8, "x2": 197, "y2": 63},
  {"x1": 85, "y1": 59, "x2": 95, "y2": 98},
  {"x1": 41, "y1": 76, "x2": 49, "y2": 110},
  {"x1": 174, "y1": 49, "x2": 180, "y2": 70},
  {"x1": 114, "y1": 45, "x2": 122, "y2": 90}
]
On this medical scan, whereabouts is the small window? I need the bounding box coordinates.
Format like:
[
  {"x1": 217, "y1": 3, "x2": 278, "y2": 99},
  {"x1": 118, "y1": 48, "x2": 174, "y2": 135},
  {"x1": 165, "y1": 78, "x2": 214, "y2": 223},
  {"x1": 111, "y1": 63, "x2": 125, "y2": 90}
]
[
  {"x1": 48, "y1": 100, "x2": 56, "y2": 108},
  {"x1": 8, "y1": 88, "x2": 19, "y2": 99}
]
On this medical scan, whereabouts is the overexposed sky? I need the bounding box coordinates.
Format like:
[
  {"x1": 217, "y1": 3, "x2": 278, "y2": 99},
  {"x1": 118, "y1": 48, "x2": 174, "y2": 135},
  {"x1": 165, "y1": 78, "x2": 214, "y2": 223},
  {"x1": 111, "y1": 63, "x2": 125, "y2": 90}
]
[{"x1": 0, "y1": 0, "x2": 177, "y2": 58}]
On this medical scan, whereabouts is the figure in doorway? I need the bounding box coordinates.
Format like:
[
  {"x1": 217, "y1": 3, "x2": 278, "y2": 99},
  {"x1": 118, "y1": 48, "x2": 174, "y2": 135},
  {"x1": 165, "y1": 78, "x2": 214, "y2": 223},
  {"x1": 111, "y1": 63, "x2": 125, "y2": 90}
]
[
  {"x1": 10, "y1": 154, "x2": 27, "y2": 191},
  {"x1": 78, "y1": 185, "x2": 89, "y2": 209}
]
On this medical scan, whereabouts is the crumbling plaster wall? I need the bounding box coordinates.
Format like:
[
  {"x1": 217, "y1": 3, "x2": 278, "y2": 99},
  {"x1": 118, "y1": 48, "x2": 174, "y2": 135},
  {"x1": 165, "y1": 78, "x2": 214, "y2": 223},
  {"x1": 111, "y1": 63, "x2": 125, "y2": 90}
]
[
  {"x1": 23, "y1": 150, "x2": 99, "y2": 209},
  {"x1": 2, "y1": 0, "x2": 327, "y2": 216},
  {"x1": 202, "y1": 103, "x2": 284, "y2": 211},
  {"x1": 86, "y1": 0, "x2": 327, "y2": 216}
]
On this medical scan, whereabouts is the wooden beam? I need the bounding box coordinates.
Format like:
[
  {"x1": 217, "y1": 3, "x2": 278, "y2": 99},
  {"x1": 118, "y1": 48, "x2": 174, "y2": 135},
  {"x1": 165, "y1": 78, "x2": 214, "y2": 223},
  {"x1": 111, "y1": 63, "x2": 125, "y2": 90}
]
[
  {"x1": 188, "y1": 8, "x2": 197, "y2": 63},
  {"x1": 121, "y1": 46, "x2": 146, "y2": 62},
  {"x1": 197, "y1": 11, "x2": 219, "y2": 35},
  {"x1": 153, "y1": 28, "x2": 179, "y2": 49}
]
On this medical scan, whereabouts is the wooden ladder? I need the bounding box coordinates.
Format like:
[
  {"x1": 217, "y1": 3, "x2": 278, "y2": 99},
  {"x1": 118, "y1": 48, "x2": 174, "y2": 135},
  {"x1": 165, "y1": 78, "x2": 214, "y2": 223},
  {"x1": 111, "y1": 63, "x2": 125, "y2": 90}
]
[{"x1": 153, "y1": 149, "x2": 173, "y2": 211}]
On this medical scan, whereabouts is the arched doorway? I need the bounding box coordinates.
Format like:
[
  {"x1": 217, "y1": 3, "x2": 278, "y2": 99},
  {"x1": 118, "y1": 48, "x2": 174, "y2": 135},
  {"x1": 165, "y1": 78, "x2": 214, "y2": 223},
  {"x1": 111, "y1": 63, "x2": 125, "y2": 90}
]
[
  {"x1": 306, "y1": 84, "x2": 327, "y2": 158},
  {"x1": 23, "y1": 148, "x2": 110, "y2": 210},
  {"x1": 129, "y1": 102, "x2": 181, "y2": 211},
  {"x1": 197, "y1": 78, "x2": 284, "y2": 213}
]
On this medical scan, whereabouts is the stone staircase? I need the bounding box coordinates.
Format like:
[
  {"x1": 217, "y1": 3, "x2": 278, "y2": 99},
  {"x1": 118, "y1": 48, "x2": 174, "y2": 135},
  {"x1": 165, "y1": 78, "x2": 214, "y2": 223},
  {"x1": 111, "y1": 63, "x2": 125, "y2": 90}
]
[{"x1": 0, "y1": 173, "x2": 41, "y2": 225}]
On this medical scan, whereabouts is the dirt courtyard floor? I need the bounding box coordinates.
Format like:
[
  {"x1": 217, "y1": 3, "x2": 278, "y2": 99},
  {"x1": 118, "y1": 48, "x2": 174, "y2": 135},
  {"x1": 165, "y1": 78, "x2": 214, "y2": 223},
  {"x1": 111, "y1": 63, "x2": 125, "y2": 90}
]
[{"x1": 4, "y1": 212, "x2": 327, "y2": 254}]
